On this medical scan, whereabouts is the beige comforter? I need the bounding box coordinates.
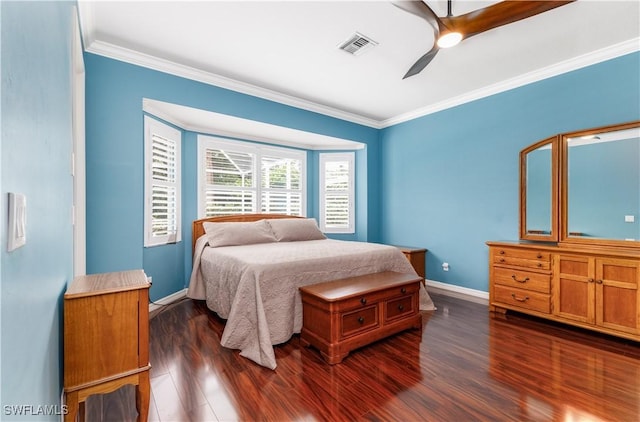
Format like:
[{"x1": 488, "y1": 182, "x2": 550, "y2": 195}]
[{"x1": 188, "y1": 237, "x2": 435, "y2": 369}]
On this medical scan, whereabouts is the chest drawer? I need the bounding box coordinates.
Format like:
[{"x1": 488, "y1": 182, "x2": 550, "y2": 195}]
[
  {"x1": 493, "y1": 285, "x2": 551, "y2": 314},
  {"x1": 385, "y1": 294, "x2": 416, "y2": 322},
  {"x1": 493, "y1": 267, "x2": 551, "y2": 293},
  {"x1": 341, "y1": 305, "x2": 379, "y2": 338}
]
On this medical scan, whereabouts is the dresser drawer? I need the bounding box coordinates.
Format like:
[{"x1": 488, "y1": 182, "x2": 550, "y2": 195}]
[
  {"x1": 341, "y1": 305, "x2": 379, "y2": 338},
  {"x1": 493, "y1": 248, "x2": 550, "y2": 270},
  {"x1": 494, "y1": 255, "x2": 550, "y2": 270},
  {"x1": 493, "y1": 267, "x2": 551, "y2": 293},
  {"x1": 493, "y1": 248, "x2": 550, "y2": 262},
  {"x1": 493, "y1": 285, "x2": 551, "y2": 314}
]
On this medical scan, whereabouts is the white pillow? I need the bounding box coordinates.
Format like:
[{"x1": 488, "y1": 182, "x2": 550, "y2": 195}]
[
  {"x1": 266, "y1": 218, "x2": 326, "y2": 242},
  {"x1": 203, "y1": 220, "x2": 277, "y2": 247}
]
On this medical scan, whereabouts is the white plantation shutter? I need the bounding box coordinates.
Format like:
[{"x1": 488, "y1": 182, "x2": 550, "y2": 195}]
[
  {"x1": 198, "y1": 136, "x2": 306, "y2": 218},
  {"x1": 203, "y1": 148, "x2": 256, "y2": 216},
  {"x1": 144, "y1": 116, "x2": 181, "y2": 247},
  {"x1": 320, "y1": 153, "x2": 355, "y2": 233},
  {"x1": 261, "y1": 155, "x2": 302, "y2": 215}
]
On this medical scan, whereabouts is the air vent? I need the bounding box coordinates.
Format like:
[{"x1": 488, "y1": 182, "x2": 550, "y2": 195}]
[{"x1": 338, "y1": 32, "x2": 378, "y2": 56}]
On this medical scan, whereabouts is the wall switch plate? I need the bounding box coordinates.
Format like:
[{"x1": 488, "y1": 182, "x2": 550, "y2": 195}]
[
  {"x1": 625, "y1": 215, "x2": 635, "y2": 223},
  {"x1": 8, "y1": 193, "x2": 26, "y2": 252}
]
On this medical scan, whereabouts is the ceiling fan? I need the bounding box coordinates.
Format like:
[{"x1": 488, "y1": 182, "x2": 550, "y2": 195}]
[{"x1": 392, "y1": 0, "x2": 576, "y2": 79}]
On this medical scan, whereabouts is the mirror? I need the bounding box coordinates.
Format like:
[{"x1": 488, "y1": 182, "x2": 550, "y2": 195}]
[
  {"x1": 561, "y1": 121, "x2": 640, "y2": 246},
  {"x1": 520, "y1": 136, "x2": 558, "y2": 241}
]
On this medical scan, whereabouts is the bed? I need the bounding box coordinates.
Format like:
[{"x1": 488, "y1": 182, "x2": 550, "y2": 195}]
[{"x1": 187, "y1": 213, "x2": 435, "y2": 369}]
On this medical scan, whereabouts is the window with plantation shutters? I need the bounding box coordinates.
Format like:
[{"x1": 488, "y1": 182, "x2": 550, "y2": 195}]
[
  {"x1": 320, "y1": 153, "x2": 355, "y2": 233},
  {"x1": 198, "y1": 136, "x2": 306, "y2": 218},
  {"x1": 144, "y1": 116, "x2": 181, "y2": 247}
]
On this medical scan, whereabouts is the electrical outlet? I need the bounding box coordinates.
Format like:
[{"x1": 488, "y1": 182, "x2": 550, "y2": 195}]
[
  {"x1": 442, "y1": 262, "x2": 449, "y2": 271},
  {"x1": 147, "y1": 276, "x2": 153, "y2": 285}
]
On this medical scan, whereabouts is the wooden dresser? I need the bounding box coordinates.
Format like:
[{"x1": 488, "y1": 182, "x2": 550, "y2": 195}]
[
  {"x1": 63, "y1": 270, "x2": 151, "y2": 422},
  {"x1": 488, "y1": 241, "x2": 640, "y2": 341},
  {"x1": 299, "y1": 271, "x2": 422, "y2": 364}
]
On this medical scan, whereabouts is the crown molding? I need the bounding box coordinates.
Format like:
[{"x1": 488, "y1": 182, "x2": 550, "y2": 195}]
[
  {"x1": 85, "y1": 40, "x2": 383, "y2": 129},
  {"x1": 381, "y1": 38, "x2": 640, "y2": 128},
  {"x1": 82, "y1": 17, "x2": 638, "y2": 132}
]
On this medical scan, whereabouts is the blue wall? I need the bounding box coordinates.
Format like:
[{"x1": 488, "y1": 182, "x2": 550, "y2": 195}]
[
  {"x1": 1, "y1": 0, "x2": 75, "y2": 416},
  {"x1": 84, "y1": 54, "x2": 379, "y2": 301},
  {"x1": 380, "y1": 52, "x2": 640, "y2": 292}
]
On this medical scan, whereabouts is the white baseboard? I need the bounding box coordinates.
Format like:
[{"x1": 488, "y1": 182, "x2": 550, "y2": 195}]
[
  {"x1": 149, "y1": 288, "x2": 188, "y2": 312},
  {"x1": 425, "y1": 279, "x2": 489, "y2": 305}
]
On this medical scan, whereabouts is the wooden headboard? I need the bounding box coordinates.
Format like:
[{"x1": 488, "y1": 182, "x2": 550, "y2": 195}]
[{"x1": 192, "y1": 213, "x2": 305, "y2": 254}]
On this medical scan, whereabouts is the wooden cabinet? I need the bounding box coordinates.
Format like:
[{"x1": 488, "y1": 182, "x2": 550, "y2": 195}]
[
  {"x1": 554, "y1": 254, "x2": 640, "y2": 336},
  {"x1": 394, "y1": 246, "x2": 427, "y2": 279},
  {"x1": 63, "y1": 270, "x2": 151, "y2": 422},
  {"x1": 488, "y1": 241, "x2": 640, "y2": 341},
  {"x1": 299, "y1": 271, "x2": 422, "y2": 364}
]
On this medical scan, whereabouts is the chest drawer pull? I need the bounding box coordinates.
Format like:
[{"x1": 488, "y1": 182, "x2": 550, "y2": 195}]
[
  {"x1": 398, "y1": 304, "x2": 404, "y2": 311},
  {"x1": 401, "y1": 287, "x2": 406, "y2": 294},
  {"x1": 537, "y1": 254, "x2": 542, "y2": 259},
  {"x1": 358, "y1": 316, "x2": 365, "y2": 324},
  {"x1": 360, "y1": 297, "x2": 367, "y2": 305},
  {"x1": 499, "y1": 250, "x2": 505, "y2": 255},
  {"x1": 511, "y1": 275, "x2": 530, "y2": 283},
  {"x1": 511, "y1": 293, "x2": 530, "y2": 302}
]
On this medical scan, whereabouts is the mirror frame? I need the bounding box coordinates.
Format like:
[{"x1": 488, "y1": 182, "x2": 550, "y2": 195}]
[
  {"x1": 519, "y1": 136, "x2": 559, "y2": 242},
  {"x1": 559, "y1": 120, "x2": 640, "y2": 249}
]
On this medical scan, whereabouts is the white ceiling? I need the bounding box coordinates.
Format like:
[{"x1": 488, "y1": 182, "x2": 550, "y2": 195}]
[{"x1": 79, "y1": 1, "x2": 640, "y2": 129}]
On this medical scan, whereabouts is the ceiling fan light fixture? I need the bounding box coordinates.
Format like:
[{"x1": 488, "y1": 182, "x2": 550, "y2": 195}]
[{"x1": 437, "y1": 31, "x2": 462, "y2": 48}]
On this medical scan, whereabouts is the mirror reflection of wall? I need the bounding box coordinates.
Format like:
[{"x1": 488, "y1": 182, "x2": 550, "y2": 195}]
[
  {"x1": 526, "y1": 146, "x2": 552, "y2": 235},
  {"x1": 567, "y1": 129, "x2": 640, "y2": 241}
]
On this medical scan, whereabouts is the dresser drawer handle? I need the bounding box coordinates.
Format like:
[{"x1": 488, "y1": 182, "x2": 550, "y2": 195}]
[
  {"x1": 511, "y1": 275, "x2": 529, "y2": 283},
  {"x1": 499, "y1": 258, "x2": 505, "y2": 263},
  {"x1": 499, "y1": 250, "x2": 505, "y2": 255},
  {"x1": 398, "y1": 304, "x2": 404, "y2": 311},
  {"x1": 511, "y1": 294, "x2": 529, "y2": 302},
  {"x1": 358, "y1": 316, "x2": 365, "y2": 324},
  {"x1": 360, "y1": 297, "x2": 367, "y2": 305},
  {"x1": 537, "y1": 263, "x2": 542, "y2": 267},
  {"x1": 400, "y1": 287, "x2": 406, "y2": 294},
  {"x1": 537, "y1": 254, "x2": 542, "y2": 259},
  {"x1": 596, "y1": 279, "x2": 603, "y2": 285}
]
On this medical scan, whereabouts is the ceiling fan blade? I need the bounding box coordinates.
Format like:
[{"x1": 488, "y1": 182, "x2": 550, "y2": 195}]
[
  {"x1": 403, "y1": 45, "x2": 440, "y2": 79},
  {"x1": 441, "y1": 1, "x2": 575, "y2": 40},
  {"x1": 390, "y1": 1, "x2": 444, "y2": 33},
  {"x1": 392, "y1": 1, "x2": 444, "y2": 78}
]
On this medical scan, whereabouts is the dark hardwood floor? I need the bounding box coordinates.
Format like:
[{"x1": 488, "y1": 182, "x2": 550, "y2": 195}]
[{"x1": 86, "y1": 293, "x2": 640, "y2": 421}]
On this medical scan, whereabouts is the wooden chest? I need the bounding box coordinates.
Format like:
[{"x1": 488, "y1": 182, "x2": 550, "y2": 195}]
[{"x1": 299, "y1": 271, "x2": 422, "y2": 364}]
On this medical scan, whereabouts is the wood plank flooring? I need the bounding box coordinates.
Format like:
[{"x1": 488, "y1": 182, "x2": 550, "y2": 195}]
[{"x1": 86, "y1": 293, "x2": 640, "y2": 421}]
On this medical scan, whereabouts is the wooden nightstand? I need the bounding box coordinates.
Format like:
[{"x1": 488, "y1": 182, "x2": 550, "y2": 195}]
[
  {"x1": 63, "y1": 270, "x2": 151, "y2": 422},
  {"x1": 394, "y1": 246, "x2": 427, "y2": 280}
]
